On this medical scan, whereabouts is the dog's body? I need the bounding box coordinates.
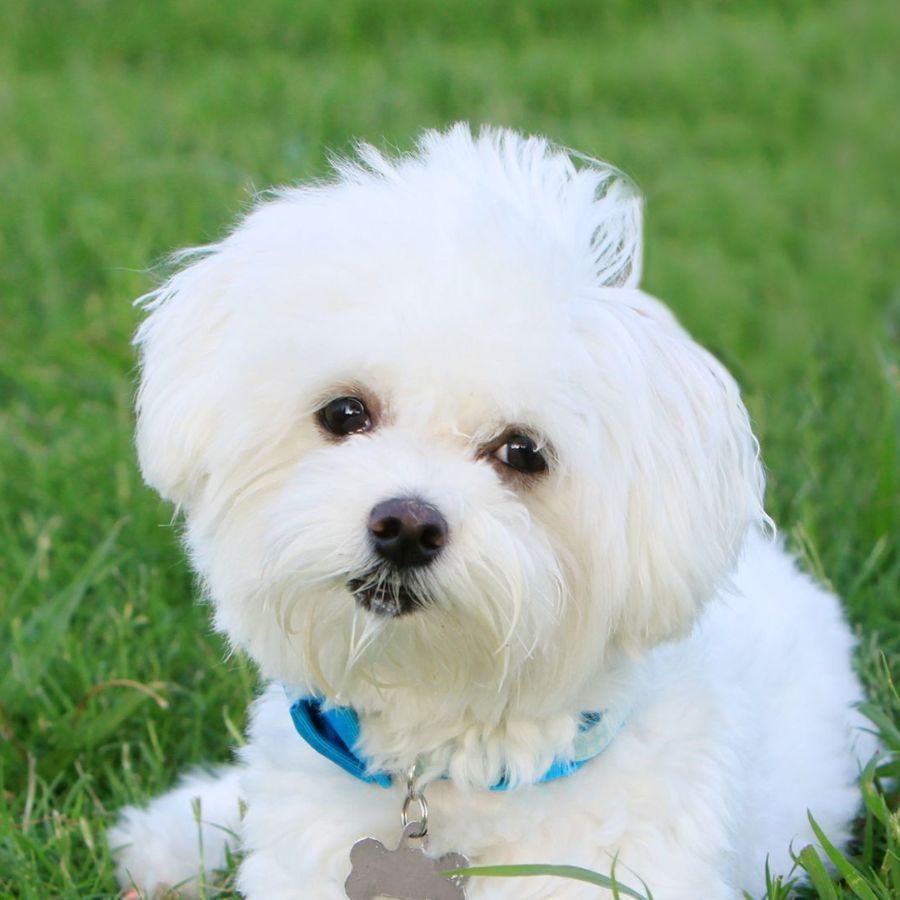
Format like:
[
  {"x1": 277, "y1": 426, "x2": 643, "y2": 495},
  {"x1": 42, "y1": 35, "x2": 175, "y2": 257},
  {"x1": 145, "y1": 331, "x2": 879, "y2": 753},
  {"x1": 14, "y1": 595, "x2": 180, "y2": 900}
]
[{"x1": 110, "y1": 126, "x2": 871, "y2": 899}]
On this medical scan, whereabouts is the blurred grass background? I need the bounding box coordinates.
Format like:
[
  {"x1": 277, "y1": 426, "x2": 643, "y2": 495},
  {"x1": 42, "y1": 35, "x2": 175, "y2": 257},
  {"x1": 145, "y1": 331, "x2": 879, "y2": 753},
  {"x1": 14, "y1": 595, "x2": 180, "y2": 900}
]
[{"x1": 0, "y1": 1, "x2": 897, "y2": 896}]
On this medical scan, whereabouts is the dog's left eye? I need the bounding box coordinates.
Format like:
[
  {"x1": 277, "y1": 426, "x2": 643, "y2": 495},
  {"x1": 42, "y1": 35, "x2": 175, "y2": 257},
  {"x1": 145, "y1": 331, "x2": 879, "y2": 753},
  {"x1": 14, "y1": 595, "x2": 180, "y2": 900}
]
[
  {"x1": 317, "y1": 396, "x2": 372, "y2": 437},
  {"x1": 492, "y1": 433, "x2": 548, "y2": 475}
]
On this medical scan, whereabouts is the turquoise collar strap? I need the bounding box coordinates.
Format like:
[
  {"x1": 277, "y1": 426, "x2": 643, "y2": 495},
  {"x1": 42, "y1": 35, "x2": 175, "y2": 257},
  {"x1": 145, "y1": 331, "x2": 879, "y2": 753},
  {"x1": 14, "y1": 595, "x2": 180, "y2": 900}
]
[{"x1": 288, "y1": 695, "x2": 626, "y2": 791}]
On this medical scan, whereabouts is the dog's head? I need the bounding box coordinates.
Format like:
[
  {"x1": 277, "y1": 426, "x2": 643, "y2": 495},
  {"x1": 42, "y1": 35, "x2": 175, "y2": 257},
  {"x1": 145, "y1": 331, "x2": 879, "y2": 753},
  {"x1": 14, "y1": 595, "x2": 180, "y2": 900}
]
[{"x1": 135, "y1": 125, "x2": 765, "y2": 717}]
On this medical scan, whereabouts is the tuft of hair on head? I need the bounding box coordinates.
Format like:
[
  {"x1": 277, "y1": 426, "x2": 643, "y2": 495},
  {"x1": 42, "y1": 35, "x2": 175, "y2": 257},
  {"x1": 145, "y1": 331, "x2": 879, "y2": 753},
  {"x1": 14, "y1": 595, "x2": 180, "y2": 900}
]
[{"x1": 334, "y1": 122, "x2": 644, "y2": 290}]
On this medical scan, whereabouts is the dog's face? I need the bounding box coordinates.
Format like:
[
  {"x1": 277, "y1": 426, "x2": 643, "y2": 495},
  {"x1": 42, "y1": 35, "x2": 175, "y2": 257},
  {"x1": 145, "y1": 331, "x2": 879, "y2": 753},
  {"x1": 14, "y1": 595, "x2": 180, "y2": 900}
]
[{"x1": 135, "y1": 127, "x2": 764, "y2": 718}]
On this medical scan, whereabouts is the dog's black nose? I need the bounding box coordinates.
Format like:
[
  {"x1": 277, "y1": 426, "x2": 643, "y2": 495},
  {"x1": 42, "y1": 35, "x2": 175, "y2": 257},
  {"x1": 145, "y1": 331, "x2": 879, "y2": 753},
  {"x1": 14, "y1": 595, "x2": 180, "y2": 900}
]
[{"x1": 368, "y1": 498, "x2": 448, "y2": 568}]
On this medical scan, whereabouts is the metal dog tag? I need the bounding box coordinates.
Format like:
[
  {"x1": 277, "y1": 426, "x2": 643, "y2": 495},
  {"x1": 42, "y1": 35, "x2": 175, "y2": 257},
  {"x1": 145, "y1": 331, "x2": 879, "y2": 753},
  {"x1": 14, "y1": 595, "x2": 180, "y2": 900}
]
[{"x1": 345, "y1": 822, "x2": 469, "y2": 900}]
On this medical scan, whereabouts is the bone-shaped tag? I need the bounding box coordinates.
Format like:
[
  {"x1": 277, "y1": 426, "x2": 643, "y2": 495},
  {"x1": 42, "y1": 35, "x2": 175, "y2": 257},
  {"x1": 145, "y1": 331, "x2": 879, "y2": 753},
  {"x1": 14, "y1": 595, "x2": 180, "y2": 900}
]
[{"x1": 345, "y1": 822, "x2": 469, "y2": 900}]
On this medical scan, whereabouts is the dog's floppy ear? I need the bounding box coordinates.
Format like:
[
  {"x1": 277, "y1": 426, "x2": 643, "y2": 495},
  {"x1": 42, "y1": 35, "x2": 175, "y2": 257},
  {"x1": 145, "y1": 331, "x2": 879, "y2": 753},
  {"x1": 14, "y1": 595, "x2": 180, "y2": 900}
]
[
  {"x1": 134, "y1": 246, "x2": 233, "y2": 508},
  {"x1": 585, "y1": 292, "x2": 769, "y2": 648}
]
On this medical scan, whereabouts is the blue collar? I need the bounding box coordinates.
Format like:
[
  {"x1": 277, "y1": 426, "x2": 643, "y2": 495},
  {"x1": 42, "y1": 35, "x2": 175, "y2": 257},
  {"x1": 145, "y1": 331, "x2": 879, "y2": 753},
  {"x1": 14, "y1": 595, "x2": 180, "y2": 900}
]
[{"x1": 288, "y1": 695, "x2": 625, "y2": 791}]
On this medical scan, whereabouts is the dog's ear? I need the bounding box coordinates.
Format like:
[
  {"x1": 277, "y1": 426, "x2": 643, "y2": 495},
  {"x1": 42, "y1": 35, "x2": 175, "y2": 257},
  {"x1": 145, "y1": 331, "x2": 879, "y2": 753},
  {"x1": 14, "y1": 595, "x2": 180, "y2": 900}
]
[
  {"x1": 584, "y1": 293, "x2": 768, "y2": 648},
  {"x1": 134, "y1": 247, "x2": 233, "y2": 508}
]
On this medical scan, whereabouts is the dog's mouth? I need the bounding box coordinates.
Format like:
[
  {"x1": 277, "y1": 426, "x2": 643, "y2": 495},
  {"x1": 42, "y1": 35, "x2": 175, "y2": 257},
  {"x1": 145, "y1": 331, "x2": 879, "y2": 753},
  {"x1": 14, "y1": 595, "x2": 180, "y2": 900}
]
[{"x1": 348, "y1": 574, "x2": 426, "y2": 618}]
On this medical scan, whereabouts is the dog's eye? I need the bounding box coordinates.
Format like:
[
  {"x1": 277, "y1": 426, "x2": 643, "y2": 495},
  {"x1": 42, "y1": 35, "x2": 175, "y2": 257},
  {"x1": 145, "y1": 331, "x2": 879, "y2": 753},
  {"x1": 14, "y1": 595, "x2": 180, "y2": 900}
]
[
  {"x1": 492, "y1": 434, "x2": 547, "y2": 475},
  {"x1": 318, "y1": 396, "x2": 372, "y2": 437}
]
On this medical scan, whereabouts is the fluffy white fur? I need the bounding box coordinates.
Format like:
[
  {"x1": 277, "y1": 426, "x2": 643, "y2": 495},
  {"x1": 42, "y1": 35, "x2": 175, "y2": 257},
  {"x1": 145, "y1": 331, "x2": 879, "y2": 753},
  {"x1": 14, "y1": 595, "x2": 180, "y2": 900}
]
[{"x1": 109, "y1": 125, "x2": 873, "y2": 899}]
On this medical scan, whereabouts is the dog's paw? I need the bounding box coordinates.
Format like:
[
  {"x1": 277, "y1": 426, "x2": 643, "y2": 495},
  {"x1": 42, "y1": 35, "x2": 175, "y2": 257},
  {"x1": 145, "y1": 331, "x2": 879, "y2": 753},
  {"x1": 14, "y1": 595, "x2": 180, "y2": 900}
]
[
  {"x1": 109, "y1": 767, "x2": 243, "y2": 899},
  {"x1": 109, "y1": 801, "x2": 201, "y2": 898}
]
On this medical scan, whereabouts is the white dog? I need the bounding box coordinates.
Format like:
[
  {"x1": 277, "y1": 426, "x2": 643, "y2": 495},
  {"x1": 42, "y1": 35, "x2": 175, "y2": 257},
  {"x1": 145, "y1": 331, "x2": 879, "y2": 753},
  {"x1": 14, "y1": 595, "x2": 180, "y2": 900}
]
[{"x1": 110, "y1": 125, "x2": 872, "y2": 899}]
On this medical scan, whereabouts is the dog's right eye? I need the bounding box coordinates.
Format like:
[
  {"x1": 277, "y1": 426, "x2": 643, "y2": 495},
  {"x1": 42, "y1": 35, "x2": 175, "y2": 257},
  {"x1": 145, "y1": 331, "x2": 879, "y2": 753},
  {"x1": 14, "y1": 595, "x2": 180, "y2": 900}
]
[{"x1": 317, "y1": 396, "x2": 372, "y2": 437}]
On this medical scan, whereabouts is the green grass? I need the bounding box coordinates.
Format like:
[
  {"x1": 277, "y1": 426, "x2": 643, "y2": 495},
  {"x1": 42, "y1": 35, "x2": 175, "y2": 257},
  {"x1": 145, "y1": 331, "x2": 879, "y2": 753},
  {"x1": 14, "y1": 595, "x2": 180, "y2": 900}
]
[{"x1": 0, "y1": 1, "x2": 897, "y2": 896}]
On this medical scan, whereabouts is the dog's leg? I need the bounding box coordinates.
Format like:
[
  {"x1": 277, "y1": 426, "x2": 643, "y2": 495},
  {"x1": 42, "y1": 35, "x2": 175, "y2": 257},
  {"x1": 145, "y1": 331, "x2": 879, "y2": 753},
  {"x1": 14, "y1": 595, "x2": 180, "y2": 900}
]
[{"x1": 109, "y1": 765, "x2": 243, "y2": 898}]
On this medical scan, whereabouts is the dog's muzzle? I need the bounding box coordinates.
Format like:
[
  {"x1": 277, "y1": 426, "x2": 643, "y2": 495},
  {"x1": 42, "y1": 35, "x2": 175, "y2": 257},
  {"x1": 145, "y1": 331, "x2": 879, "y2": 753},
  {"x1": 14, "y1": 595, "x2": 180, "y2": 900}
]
[{"x1": 349, "y1": 497, "x2": 447, "y2": 616}]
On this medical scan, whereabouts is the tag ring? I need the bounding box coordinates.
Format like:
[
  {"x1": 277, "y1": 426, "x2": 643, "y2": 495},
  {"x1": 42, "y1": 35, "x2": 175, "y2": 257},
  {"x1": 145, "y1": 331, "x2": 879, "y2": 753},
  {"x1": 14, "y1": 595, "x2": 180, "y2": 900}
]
[
  {"x1": 401, "y1": 792, "x2": 428, "y2": 837},
  {"x1": 401, "y1": 765, "x2": 428, "y2": 838}
]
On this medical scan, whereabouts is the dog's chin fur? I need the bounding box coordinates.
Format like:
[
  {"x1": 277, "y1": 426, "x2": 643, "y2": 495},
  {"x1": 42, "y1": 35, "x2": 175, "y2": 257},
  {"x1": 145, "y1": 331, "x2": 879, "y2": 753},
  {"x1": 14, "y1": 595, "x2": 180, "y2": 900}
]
[{"x1": 110, "y1": 125, "x2": 872, "y2": 898}]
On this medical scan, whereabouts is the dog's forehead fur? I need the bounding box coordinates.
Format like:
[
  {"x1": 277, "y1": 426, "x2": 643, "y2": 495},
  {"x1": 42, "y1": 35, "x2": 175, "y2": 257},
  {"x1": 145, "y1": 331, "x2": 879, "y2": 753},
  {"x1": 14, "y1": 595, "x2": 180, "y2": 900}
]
[{"x1": 237, "y1": 276, "x2": 581, "y2": 434}]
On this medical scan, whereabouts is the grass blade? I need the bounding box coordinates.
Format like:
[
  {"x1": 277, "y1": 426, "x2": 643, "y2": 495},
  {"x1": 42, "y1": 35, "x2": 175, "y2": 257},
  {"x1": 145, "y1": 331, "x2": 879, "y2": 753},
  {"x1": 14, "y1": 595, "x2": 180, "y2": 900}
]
[
  {"x1": 858, "y1": 703, "x2": 900, "y2": 754},
  {"x1": 444, "y1": 864, "x2": 649, "y2": 899},
  {"x1": 808, "y1": 813, "x2": 879, "y2": 900},
  {"x1": 796, "y1": 845, "x2": 839, "y2": 900}
]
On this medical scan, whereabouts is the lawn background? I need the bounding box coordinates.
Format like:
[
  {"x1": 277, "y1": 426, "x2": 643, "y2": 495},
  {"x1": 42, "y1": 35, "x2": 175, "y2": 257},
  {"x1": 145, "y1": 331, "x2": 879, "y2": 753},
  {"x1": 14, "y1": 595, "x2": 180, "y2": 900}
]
[{"x1": 0, "y1": 1, "x2": 897, "y2": 897}]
